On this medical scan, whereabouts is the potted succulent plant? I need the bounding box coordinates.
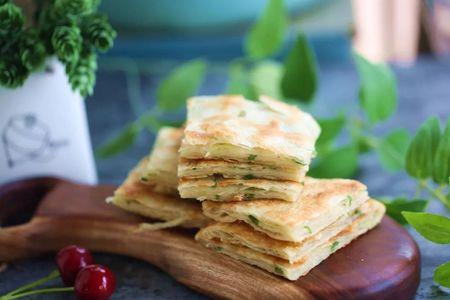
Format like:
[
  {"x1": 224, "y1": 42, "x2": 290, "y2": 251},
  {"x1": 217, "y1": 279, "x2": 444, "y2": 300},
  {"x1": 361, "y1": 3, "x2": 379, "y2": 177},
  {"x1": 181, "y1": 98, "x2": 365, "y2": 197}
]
[{"x1": 0, "y1": 0, "x2": 116, "y2": 184}]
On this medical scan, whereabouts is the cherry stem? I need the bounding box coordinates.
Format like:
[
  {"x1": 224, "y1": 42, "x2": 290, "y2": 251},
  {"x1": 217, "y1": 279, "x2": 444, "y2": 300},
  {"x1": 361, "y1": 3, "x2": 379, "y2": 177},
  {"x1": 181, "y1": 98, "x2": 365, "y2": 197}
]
[
  {"x1": 1, "y1": 287, "x2": 74, "y2": 300},
  {"x1": 0, "y1": 270, "x2": 60, "y2": 298}
]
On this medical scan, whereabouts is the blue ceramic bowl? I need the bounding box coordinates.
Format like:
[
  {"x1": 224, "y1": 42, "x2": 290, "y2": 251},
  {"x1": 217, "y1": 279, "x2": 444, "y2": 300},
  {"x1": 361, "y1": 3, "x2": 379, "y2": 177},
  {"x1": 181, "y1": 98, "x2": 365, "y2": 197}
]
[{"x1": 100, "y1": 0, "x2": 324, "y2": 34}]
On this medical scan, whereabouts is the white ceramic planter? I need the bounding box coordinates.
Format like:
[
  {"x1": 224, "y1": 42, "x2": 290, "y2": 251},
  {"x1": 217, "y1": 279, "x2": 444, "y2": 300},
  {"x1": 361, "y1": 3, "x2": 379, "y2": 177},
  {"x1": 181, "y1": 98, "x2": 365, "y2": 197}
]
[{"x1": 0, "y1": 59, "x2": 97, "y2": 185}]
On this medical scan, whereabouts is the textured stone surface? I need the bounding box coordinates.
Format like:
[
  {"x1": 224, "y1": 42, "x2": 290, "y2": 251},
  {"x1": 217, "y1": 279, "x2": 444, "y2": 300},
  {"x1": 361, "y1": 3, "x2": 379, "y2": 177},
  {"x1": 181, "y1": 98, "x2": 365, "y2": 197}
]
[{"x1": 0, "y1": 56, "x2": 449, "y2": 299}]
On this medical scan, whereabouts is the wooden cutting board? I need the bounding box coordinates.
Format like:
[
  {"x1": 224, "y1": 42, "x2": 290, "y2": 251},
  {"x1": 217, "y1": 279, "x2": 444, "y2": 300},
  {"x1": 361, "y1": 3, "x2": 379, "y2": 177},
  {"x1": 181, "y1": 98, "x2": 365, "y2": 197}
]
[{"x1": 0, "y1": 178, "x2": 420, "y2": 300}]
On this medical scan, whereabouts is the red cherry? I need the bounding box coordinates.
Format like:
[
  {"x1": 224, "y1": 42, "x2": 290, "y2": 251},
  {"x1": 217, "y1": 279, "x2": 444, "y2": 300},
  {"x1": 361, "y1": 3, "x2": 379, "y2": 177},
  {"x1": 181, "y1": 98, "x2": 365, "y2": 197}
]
[
  {"x1": 56, "y1": 245, "x2": 94, "y2": 286},
  {"x1": 74, "y1": 265, "x2": 116, "y2": 300}
]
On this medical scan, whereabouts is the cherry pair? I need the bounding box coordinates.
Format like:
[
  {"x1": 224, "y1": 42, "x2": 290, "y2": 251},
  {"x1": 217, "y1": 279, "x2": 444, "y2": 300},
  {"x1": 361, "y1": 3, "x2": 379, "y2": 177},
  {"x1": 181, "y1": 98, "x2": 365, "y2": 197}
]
[{"x1": 56, "y1": 245, "x2": 116, "y2": 300}]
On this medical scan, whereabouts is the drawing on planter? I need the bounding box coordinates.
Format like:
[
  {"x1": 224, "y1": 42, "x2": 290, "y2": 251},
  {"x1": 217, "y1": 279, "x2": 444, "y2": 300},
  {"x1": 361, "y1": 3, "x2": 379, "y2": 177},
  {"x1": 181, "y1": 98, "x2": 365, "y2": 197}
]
[{"x1": 2, "y1": 114, "x2": 68, "y2": 168}]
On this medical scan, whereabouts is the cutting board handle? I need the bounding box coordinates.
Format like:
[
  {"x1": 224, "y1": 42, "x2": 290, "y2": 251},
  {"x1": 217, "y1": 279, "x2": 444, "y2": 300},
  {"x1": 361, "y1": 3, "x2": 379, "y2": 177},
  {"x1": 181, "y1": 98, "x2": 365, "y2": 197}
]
[
  {"x1": 0, "y1": 177, "x2": 61, "y2": 227},
  {"x1": 0, "y1": 177, "x2": 60, "y2": 261}
]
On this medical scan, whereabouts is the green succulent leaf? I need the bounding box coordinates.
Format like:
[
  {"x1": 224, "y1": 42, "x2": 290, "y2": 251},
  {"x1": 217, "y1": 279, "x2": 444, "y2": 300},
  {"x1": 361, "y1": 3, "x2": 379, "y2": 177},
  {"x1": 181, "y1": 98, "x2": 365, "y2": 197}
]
[
  {"x1": 54, "y1": 0, "x2": 93, "y2": 16},
  {"x1": 20, "y1": 29, "x2": 46, "y2": 71},
  {"x1": 405, "y1": 117, "x2": 441, "y2": 179},
  {"x1": 382, "y1": 198, "x2": 427, "y2": 225},
  {"x1": 281, "y1": 33, "x2": 318, "y2": 103},
  {"x1": 316, "y1": 115, "x2": 346, "y2": 155},
  {"x1": 82, "y1": 14, "x2": 116, "y2": 52},
  {"x1": 353, "y1": 52, "x2": 397, "y2": 124},
  {"x1": 157, "y1": 59, "x2": 207, "y2": 111},
  {"x1": 433, "y1": 118, "x2": 450, "y2": 184},
  {"x1": 96, "y1": 122, "x2": 142, "y2": 159},
  {"x1": 244, "y1": 0, "x2": 287, "y2": 59},
  {"x1": 434, "y1": 261, "x2": 450, "y2": 288},
  {"x1": 226, "y1": 61, "x2": 257, "y2": 100},
  {"x1": 0, "y1": 59, "x2": 27, "y2": 88},
  {"x1": 309, "y1": 144, "x2": 358, "y2": 178},
  {"x1": 66, "y1": 53, "x2": 98, "y2": 97},
  {"x1": 402, "y1": 212, "x2": 450, "y2": 244},
  {"x1": 52, "y1": 26, "x2": 82, "y2": 63},
  {"x1": 376, "y1": 129, "x2": 411, "y2": 172},
  {"x1": 249, "y1": 60, "x2": 283, "y2": 99},
  {"x1": 0, "y1": 3, "x2": 24, "y2": 36}
]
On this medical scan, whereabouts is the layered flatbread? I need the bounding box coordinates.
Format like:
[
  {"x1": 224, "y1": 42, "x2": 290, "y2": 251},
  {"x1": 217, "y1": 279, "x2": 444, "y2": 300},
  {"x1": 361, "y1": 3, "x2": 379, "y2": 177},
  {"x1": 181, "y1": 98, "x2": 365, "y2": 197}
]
[
  {"x1": 196, "y1": 200, "x2": 385, "y2": 280},
  {"x1": 196, "y1": 200, "x2": 379, "y2": 263},
  {"x1": 202, "y1": 177, "x2": 369, "y2": 242},
  {"x1": 140, "y1": 127, "x2": 183, "y2": 195},
  {"x1": 179, "y1": 95, "x2": 321, "y2": 171},
  {"x1": 108, "y1": 158, "x2": 209, "y2": 228},
  {"x1": 178, "y1": 176, "x2": 303, "y2": 202},
  {"x1": 178, "y1": 158, "x2": 306, "y2": 182}
]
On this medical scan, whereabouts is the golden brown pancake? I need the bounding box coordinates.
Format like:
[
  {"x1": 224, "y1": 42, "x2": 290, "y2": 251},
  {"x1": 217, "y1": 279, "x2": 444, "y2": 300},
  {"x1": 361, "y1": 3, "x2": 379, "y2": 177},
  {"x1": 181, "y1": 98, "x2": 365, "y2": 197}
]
[
  {"x1": 202, "y1": 177, "x2": 369, "y2": 242},
  {"x1": 108, "y1": 158, "x2": 209, "y2": 228},
  {"x1": 178, "y1": 158, "x2": 306, "y2": 182},
  {"x1": 140, "y1": 127, "x2": 183, "y2": 195},
  {"x1": 196, "y1": 200, "x2": 385, "y2": 280},
  {"x1": 179, "y1": 95, "x2": 320, "y2": 171},
  {"x1": 196, "y1": 200, "x2": 379, "y2": 262},
  {"x1": 178, "y1": 176, "x2": 303, "y2": 202}
]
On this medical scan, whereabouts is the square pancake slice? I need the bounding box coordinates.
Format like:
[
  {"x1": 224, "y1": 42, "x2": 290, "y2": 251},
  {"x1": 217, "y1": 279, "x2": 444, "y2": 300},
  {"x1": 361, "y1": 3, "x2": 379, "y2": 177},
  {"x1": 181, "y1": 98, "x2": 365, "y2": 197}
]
[
  {"x1": 202, "y1": 177, "x2": 369, "y2": 242},
  {"x1": 108, "y1": 158, "x2": 209, "y2": 229},
  {"x1": 178, "y1": 158, "x2": 306, "y2": 182},
  {"x1": 140, "y1": 127, "x2": 183, "y2": 195},
  {"x1": 196, "y1": 200, "x2": 380, "y2": 263},
  {"x1": 196, "y1": 200, "x2": 385, "y2": 281},
  {"x1": 179, "y1": 95, "x2": 321, "y2": 171},
  {"x1": 178, "y1": 176, "x2": 303, "y2": 202}
]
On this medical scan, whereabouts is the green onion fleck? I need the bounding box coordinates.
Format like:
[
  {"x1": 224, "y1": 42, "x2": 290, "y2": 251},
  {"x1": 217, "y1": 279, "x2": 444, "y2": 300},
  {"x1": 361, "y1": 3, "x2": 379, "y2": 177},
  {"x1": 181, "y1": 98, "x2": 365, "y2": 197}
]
[
  {"x1": 243, "y1": 174, "x2": 255, "y2": 180},
  {"x1": 274, "y1": 266, "x2": 284, "y2": 275},
  {"x1": 291, "y1": 158, "x2": 306, "y2": 165},
  {"x1": 244, "y1": 193, "x2": 255, "y2": 200},
  {"x1": 304, "y1": 225, "x2": 312, "y2": 234},
  {"x1": 215, "y1": 194, "x2": 221, "y2": 200},
  {"x1": 353, "y1": 208, "x2": 362, "y2": 216},
  {"x1": 342, "y1": 195, "x2": 352, "y2": 207},
  {"x1": 248, "y1": 214, "x2": 259, "y2": 225},
  {"x1": 140, "y1": 177, "x2": 148, "y2": 182},
  {"x1": 330, "y1": 241, "x2": 340, "y2": 253},
  {"x1": 248, "y1": 154, "x2": 257, "y2": 161}
]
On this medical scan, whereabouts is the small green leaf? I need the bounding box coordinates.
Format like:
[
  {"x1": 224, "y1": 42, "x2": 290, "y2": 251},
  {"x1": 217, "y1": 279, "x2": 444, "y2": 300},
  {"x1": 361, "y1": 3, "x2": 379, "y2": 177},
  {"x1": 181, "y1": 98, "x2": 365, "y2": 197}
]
[
  {"x1": 244, "y1": 0, "x2": 287, "y2": 59},
  {"x1": 402, "y1": 212, "x2": 450, "y2": 244},
  {"x1": 353, "y1": 52, "x2": 397, "y2": 124},
  {"x1": 310, "y1": 145, "x2": 358, "y2": 178},
  {"x1": 96, "y1": 123, "x2": 141, "y2": 158},
  {"x1": 382, "y1": 198, "x2": 427, "y2": 225},
  {"x1": 405, "y1": 117, "x2": 441, "y2": 179},
  {"x1": 434, "y1": 261, "x2": 450, "y2": 288},
  {"x1": 226, "y1": 61, "x2": 257, "y2": 100},
  {"x1": 281, "y1": 33, "x2": 318, "y2": 103},
  {"x1": 249, "y1": 60, "x2": 283, "y2": 99},
  {"x1": 376, "y1": 129, "x2": 411, "y2": 172},
  {"x1": 157, "y1": 59, "x2": 207, "y2": 111},
  {"x1": 433, "y1": 118, "x2": 450, "y2": 184},
  {"x1": 316, "y1": 115, "x2": 346, "y2": 155}
]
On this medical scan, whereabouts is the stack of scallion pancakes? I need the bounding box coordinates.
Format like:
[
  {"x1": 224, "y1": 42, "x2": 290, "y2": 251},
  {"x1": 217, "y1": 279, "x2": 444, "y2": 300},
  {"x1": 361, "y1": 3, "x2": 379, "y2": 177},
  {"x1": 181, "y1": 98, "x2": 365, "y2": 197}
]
[{"x1": 107, "y1": 95, "x2": 385, "y2": 281}]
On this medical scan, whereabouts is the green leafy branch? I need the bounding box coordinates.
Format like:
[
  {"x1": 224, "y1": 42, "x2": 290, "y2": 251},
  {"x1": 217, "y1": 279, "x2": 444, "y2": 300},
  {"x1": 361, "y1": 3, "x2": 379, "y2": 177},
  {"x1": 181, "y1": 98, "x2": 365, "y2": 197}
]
[
  {"x1": 0, "y1": 0, "x2": 116, "y2": 97},
  {"x1": 96, "y1": 59, "x2": 207, "y2": 158}
]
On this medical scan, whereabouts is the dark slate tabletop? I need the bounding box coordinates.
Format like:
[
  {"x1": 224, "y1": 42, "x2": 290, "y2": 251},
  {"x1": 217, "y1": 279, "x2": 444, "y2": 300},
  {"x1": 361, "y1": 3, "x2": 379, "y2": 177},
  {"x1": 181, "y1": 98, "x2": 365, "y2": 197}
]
[{"x1": 1, "y1": 56, "x2": 449, "y2": 299}]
